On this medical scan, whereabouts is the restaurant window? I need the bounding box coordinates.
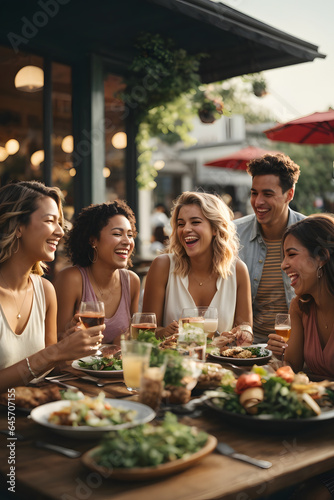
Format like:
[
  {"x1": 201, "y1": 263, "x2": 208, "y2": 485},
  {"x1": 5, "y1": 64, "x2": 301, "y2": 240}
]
[
  {"x1": 0, "y1": 47, "x2": 74, "y2": 221},
  {"x1": 0, "y1": 47, "x2": 44, "y2": 186},
  {"x1": 104, "y1": 74, "x2": 127, "y2": 201}
]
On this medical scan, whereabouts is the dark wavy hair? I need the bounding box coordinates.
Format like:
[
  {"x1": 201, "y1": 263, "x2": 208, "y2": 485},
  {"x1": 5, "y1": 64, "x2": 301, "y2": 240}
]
[
  {"x1": 247, "y1": 153, "x2": 300, "y2": 193},
  {"x1": 65, "y1": 201, "x2": 137, "y2": 267},
  {"x1": 0, "y1": 180, "x2": 64, "y2": 275},
  {"x1": 283, "y1": 213, "x2": 334, "y2": 313}
]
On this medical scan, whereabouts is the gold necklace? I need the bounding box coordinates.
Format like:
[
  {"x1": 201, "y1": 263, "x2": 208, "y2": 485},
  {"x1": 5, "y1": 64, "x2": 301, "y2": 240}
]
[
  {"x1": 191, "y1": 271, "x2": 213, "y2": 286},
  {"x1": 0, "y1": 271, "x2": 30, "y2": 319},
  {"x1": 89, "y1": 268, "x2": 117, "y2": 299}
]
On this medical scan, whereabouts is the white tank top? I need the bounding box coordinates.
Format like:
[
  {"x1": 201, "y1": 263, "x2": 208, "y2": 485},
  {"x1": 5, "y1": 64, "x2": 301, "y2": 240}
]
[
  {"x1": 163, "y1": 254, "x2": 237, "y2": 332},
  {"x1": 0, "y1": 274, "x2": 46, "y2": 369}
]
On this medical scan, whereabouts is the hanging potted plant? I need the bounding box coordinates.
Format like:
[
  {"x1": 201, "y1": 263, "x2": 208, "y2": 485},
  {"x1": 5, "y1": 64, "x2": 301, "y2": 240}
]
[
  {"x1": 193, "y1": 85, "x2": 228, "y2": 123},
  {"x1": 252, "y1": 76, "x2": 267, "y2": 97}
]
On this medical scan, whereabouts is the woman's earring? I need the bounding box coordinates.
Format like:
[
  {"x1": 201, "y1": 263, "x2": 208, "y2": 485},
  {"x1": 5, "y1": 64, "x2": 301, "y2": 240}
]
[
  {"x1": 13, "y1": 236, "x2": 20, "y2": 254},
  {"x1": 89, "y1": 246, "x2": 98, "y2": 264},
  {"x1": 317, "y1": 266, "x2": 323, "y2": 279}
]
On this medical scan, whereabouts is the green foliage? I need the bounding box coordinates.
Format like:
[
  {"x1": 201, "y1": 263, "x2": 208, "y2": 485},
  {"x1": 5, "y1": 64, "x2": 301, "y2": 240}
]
[{"x1": 262, "y1": 142, "x2": 334, "y2": 214}]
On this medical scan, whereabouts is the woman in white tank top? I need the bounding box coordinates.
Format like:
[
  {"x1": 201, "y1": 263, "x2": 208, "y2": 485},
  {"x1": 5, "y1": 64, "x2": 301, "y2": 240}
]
[
  {"x1": 143, "y1": 191, "x2": 253, "y2": 343},
  {"x1": 0, "y1": 181, "x2": 105, "y2": 392}
]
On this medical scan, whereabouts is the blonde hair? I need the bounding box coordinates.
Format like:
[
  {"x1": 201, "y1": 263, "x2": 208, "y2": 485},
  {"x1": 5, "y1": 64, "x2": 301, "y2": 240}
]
[
  {"x1": 0, "y1": 181, "x2": 64, "y2": 275},
  {"x1": 168, "y1": 191, "x2": 238, "y2": 279}
]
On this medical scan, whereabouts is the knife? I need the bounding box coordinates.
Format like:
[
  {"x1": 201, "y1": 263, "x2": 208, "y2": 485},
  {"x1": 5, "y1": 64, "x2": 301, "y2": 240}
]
[
  {"x1": 34, "y1": 441, "x2": 82, "y2": 458},
  {"x1": 216, "y1": 442, "x2": 272, "y2": 469}
]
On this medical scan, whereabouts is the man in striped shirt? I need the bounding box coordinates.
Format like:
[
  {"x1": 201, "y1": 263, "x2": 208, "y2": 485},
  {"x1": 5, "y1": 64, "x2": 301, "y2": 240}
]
[{"x1": 234, "y1": 153, "x2": 305, "y2": 344}]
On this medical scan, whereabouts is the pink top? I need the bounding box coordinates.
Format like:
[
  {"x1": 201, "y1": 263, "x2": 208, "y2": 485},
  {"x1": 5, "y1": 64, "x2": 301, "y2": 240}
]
[
  {"x1": 302, "y1": 303, "x2": 334, "y2": 378},
  {"x1": 77, "y1": 266, "x2": 131, "y2": 343}
]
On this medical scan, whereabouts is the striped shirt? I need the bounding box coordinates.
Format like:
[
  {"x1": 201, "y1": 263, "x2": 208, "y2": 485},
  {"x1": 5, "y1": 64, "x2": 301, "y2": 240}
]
[{"x1": 253, "y1": 239, "x2": 288, "y2": 341}]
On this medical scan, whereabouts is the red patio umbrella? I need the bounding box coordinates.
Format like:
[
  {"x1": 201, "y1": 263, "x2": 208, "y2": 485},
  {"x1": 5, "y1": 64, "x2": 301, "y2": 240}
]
[
  {"x1": 264, "y1": 110, "x2": 334, "y2": 144},
  {"x1": 204, "y1": 146, "x2": 280, "y2": 170}
]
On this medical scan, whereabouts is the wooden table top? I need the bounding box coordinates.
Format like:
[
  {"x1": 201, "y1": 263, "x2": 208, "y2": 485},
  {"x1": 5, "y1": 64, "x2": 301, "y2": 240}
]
[{"x1": 1, "y1": 368, "x2": 334, "y2": 500}]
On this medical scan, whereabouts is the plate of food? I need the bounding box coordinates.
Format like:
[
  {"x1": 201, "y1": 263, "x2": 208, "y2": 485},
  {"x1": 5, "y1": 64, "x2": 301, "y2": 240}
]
[
  {"x1": 72, "y1": 354, "x2": 123, "y2": 378},
  {"x1": 30, "y1": 393, "x2": 155, "y2": 439},
  {"x1": 204, "y1": 365, "x2": 334, "y2": 431},
  {"x1": 209, "y1": 346, "x2": 272, "y2": 366},
  {"x1": 0, "y1": 386, "x2": 62, "y2": 414},
  {"x1": 82, "y1": 412, "x2": 217, "y2": 480}
]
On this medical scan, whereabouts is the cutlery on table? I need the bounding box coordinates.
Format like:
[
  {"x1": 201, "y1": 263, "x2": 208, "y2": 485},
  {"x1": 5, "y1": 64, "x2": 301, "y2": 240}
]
[
  {"x1": 47, "y1": 379, "x2": 80, "y2": 392},
  {"x1": 0, "y1": 430, "x2": 81, "y2": 458},
  {"x1": 79, "y1": 375, "x2": 122, "y2": 387},
  {"x1": 216, "y1": 442, "x2": 272, "y2": 469}
]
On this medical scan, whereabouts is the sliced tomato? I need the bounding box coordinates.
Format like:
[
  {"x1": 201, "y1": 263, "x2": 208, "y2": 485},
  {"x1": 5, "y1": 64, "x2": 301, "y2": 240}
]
[
  {"x1": 276, "y1": 365, "x2": 295, "y2": 383},
  {"x1": 236, "y1": 373, "x2": 262, "y2": 394}
]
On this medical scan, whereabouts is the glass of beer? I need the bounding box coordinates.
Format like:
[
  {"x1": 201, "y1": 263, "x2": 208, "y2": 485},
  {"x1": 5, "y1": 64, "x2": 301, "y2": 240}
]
[
  {"x1": 275, "y1": 313, "x2": 291, "y2": 342},
  {"x1": 78, "y1": 301, "x2": 105, "y2": 354},
  {"x1": 130, "y1": 312, "x2": 157, "y2": 339}
]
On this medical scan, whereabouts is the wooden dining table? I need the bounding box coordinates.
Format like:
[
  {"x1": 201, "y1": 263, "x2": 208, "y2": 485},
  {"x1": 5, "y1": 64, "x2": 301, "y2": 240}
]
[{"x1": 1, "y1": 365, "x2": 334, "y2": 500}]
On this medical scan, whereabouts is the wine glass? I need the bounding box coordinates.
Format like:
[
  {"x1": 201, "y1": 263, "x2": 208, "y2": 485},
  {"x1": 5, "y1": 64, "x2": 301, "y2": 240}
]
[
  {"x1": 78, "y1": 301, "x2": 105, "y2": 355},
  {"x1": 275, "y1": 313, "x2": 291, "y2": 361},
  {"x1": 130, "y1": 312, "x2": 157, "y2": 339}
]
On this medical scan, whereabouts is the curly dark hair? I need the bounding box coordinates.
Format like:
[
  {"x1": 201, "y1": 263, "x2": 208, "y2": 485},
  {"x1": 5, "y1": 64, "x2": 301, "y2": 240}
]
[
  {"x1": 65, "y1": 201, "x2": 137, "y2": 267},
  {"x1": 283, "y1": 213, "x2": 334, "y2": 313},
  {"x1": 247, "y1": 153, "x2": 300, "y2": 193}
]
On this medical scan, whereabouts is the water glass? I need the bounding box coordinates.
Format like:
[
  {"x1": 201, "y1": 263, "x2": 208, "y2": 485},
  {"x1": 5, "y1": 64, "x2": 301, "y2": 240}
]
[{"x1": 121, "y1": 340, "x2": 152, "y2": 392}]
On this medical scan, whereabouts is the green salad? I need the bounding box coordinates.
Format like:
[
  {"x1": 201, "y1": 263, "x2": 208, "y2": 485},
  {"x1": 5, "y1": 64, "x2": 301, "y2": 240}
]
[
  {"x1": 94, "y1": 412, "x2": 208, "y2": 468},
  {"x1": 78, "y1": 357, "x2": 122, "y2": 371}
]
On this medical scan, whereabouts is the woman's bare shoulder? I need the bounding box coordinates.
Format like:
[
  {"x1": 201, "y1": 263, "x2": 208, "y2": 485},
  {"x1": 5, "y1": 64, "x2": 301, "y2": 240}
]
[
  {"x1": 149, "y1": 253, "x2": 171, "y2": 271},
  {"x1": 235, "y1": 258, "x2": 249, "y2": 278},
  {"x1": 53, "y1": 266, "x2": 82, "y2": 287}
]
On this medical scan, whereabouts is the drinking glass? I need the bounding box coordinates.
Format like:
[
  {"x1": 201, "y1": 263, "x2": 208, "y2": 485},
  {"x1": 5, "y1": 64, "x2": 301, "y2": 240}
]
[
  {"x1": 121, "y1": 340, "x2": 152, "y2": 392},
  {"x1": 179, "y1": 307, "x2": 205, "y2": 332},
  {"x1": 197, "y1": 306, "x2": 218, "y2": 338},
  {"x1": 78, "y1": 301, "x2": 105, "y2": 354},
  {"x1": 139, "y1": 357, "x2": 167, "y2": 411},
  {"x1": 275, "y1": 314, "x2": 291, "y2": 342},
  {"x1": 275, "y1": 313, "x2": 291, "y2": 362},
  {"x1": 130, "y1": 312, "x2": 157, "y2": 339}
]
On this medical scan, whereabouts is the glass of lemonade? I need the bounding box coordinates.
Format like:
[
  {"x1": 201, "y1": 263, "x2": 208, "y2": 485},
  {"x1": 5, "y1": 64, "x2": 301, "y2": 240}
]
[
  {"x1": 130, "y1": 312, "x2": 157, "y2": 339},
  {"x1": 275, "y1": 313, "x2": 291, "y2": 342},
  {"x1": 120, "y1": 340, "x2": 152, "y2": 392}
]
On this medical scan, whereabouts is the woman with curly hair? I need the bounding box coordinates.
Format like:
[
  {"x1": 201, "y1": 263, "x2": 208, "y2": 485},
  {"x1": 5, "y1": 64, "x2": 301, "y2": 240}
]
[
  {"x1": 143, "y1": 191, "x2": 252, "y2": 340},
  {"x1": 0, "y1": 181, "x2": 104, "y2": 392},
  {"x1": 54, "y1": 201, "x2": 140, "y2": 345}
]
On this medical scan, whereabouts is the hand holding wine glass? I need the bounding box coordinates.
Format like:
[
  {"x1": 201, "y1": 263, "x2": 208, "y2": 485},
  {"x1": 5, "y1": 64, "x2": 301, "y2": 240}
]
[{"x1": 78, "y1": 301, "x2": 105, "y2": 353}]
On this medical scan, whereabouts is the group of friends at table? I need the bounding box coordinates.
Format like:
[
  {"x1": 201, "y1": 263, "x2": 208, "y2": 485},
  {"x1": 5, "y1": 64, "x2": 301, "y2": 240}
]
[{"x1": 0, "y1": 152, "x2": 334, "y2": 497}]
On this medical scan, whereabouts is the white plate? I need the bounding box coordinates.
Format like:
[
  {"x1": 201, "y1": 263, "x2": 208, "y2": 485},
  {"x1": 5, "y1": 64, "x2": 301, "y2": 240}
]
[
  {"x1": 209, "y1": 346, "x2": 272, "y2": 366},
  {"x1": 30, "y1": 399, "x2": 155, "y2": 439},
  {"x1": 72, "y1": 356, "x2": 123, "y2": 378}
]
